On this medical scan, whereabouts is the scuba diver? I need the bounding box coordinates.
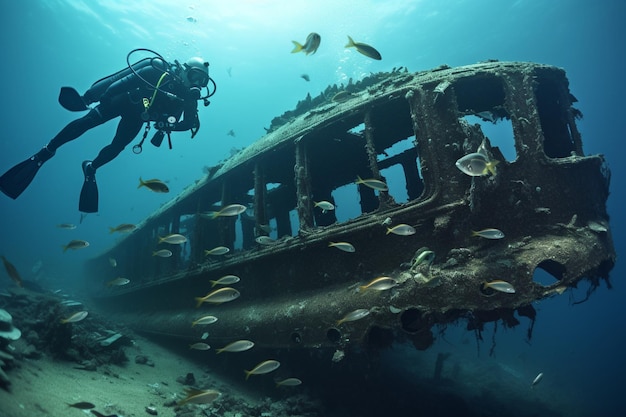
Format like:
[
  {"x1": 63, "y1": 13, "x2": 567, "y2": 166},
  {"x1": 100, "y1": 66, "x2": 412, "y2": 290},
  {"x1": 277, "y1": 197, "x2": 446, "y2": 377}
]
[{"x1": 0, "y1": 48, "x2": 216, "y2": 213}]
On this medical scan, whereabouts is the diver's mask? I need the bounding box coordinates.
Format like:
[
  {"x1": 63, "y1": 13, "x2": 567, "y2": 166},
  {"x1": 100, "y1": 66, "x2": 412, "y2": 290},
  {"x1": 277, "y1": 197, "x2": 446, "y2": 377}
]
[{"x1": 183, "y1": 57, "x2": 209, "y2": 89}]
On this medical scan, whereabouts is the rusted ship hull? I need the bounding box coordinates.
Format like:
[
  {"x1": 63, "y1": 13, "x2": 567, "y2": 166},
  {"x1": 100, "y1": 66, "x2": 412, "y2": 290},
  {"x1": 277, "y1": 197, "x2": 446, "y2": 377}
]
[{"x1": 87, "y1": 61, "x2": 615, "y2": 351}]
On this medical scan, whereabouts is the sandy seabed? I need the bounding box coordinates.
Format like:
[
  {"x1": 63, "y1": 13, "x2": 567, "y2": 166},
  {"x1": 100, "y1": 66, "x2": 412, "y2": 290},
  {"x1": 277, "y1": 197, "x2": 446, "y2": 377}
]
[{"x1": 0, "y1": 333, "x2": 261, "y2": 417}]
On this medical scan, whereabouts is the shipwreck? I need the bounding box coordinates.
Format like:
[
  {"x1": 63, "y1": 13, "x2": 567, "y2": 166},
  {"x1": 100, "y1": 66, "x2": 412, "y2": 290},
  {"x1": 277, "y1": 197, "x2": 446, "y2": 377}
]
[{"x1": 86, "y1": 61, "x2": 615, "y2": 352}]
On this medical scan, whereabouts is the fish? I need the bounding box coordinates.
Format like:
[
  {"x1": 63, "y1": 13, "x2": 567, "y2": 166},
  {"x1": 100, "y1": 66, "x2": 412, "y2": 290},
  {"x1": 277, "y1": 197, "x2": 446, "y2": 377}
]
[
  {"x1": 336, "y1": 308, "x2": 370, "y2": 325},
  {"x1": 152, "y1": 249, "x2": 173, "y2": 257},
  {"x1": 314, "y1": 200, "x2": 335, "y2": 213},
  {"x1": 345, "y1": 35, "x2": 382, "y2": 60},
  {"x1": 192, "y1": 315, "x2": 218, "y2": 327},
  {"x1": 108, "y1": 258, "x2": 117, "y2": 267},
  {"x1": 109, "y1": 223, "x2": 136, "y2": 233},
  {"x1": 472, "y1": 228, "x2": 505, "y2": 239},
  {"x1": 57, "y1": 223, "x2": 77, "y2": 229},
  {"x1": 386, "y1": 224, "x2": 416, "y2": 236},
  {"x1": 531, "y1": 372, "x2": 544, "y2": 388},
  {"x1": 1, "y1": 255, "x2": 23, "y2": 287},
  {"x1": 359, "y1": 276, "x2": 398, "y2": 292},
  {"x1": 202, "y1": 204, "x2": 247, "y2": 219},
  {"x1": 328, "y1": 242, "x2": 356, "y2": 253},
  {"x1": 177, "y1": 388, "x2": 221, "y2": 406},
  {"x1": 138, "y1": 177, "x2": 169, "y2": 193},
  {"x1": 106, "y1": 277, "x2": 130, "y2": 287},
  {"x1": 195, "y1": 287, "x2": 240, "y2": 307},
  {"x1": 332, "y1": 91, "x2": 354, "y2": 102},
  {"x1": 226, "y1": 129, "x2": 236, "y2": 137},
  {"x1": 355, "y1": 175, "x2": 388, "y2": 191},
  {"x1": 483, "y1": 280, "x2": 516, "y2": 294},
  {"x1": 210, "y1": 274, "x2": 240, "y2": 287},
  {"x1": 455, "y1": 152, "x2": 499, "y2": 176},
  {"x1": 158, "y1": 234, "x2": 187, "y2": 244},
  {"x1": 255, "y1": 236, "x2": 277, "y2": 245},
  {"x1": 62, "y1": 239, "x2": 89, "y2": 252},
  {"x1": 67, "y1": 401, "x2": 95, "y2": 409},
  {"x1": 276, "y1": 377, "x2": 302, "y2": 387},
  {"x1": 216, "y1": 340, "x2": 255, "y2": 354},
  {"x1": 204, "y1": 246, "x2": 230, "y2": 256},
  {"x1": 244, "y1": 359, "x2": 281, "y2": 380},
  {"x1": 413, "y1": 250, "x2": 435, "y2": 267},
  {"x1": 60, "y1": 310, "x2": 88, "y2": 324},
  {"x1": 291, "y1": 32, "x2": 321, "y2": 55},
  {"x1": 189, "y1": 342, "x2": 211, "y2": 350},
  {"x1": 300, "y1": 74, "x2": 310, "y2": 82}
]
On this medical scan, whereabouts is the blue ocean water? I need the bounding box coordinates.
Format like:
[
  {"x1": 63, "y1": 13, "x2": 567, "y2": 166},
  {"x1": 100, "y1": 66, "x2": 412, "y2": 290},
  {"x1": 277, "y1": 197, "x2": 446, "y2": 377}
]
[{"x1": 0, "y1": 0, "x2": 624, "y2": 415}]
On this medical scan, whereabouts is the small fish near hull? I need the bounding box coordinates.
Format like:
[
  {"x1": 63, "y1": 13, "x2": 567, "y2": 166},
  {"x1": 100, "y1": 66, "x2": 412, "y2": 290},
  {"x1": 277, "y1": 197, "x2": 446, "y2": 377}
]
[{"x1": 87, "y1": 61, "x2": 614, "y2": 356}]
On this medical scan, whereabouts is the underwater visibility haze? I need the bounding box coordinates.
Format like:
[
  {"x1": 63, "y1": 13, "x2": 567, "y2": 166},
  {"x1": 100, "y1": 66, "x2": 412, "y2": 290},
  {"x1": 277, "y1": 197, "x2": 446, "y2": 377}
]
[{"x1": 0, "y1": 1, "x2": 624, "y2": 416}]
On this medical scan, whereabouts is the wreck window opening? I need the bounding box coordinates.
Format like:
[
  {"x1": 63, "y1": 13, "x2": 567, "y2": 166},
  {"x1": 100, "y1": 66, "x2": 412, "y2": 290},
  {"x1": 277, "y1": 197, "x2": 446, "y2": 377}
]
[
  {"x1": 454, "y1": 75, "x2": 513, "y2": 161},
  {"x1": 289, "y1": 209, "x2": 300, "y2": 234},
  {"x1": 533, "y1": 259, "x2": 566, "y2": 286},
  {"x1": 379, "y1": 164, "x2": 409, "y2": 203},
  {"x1": 179, "y1": 214, "x2": 196, "y2": 264},
  {"x1": 376, "y1": 135, "x2": 422, "y2": 203},
  {"x1": 267, "y1": 182, "x2": 298, "y2": 238},
  {"x1": 331, "y1": 183, "x2": 361, "y2": 223},
  {"x1": 348, "y1": 122, "x2": 366, "y2": 135},
  {"x1": 306, "y1": 116, "x2": 371, "y2": 226},
  {"x1": 233, "y1": 216, "x2": 244, "y2": 251},
  {"x1": 535, "y1": 77, "x2": 576, "y2": 158},
  {"x1": 461, "y1": 115, "x2": 516, "y2": 162}
]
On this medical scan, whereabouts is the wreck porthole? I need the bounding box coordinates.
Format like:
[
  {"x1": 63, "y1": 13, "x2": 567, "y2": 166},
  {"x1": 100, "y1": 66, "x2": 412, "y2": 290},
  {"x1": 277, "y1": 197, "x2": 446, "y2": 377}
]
[
  {"x1": 533, "y1": 259, "x2": 566, "y2": 286},
  {"x1": 326, "y1": 327, "x2": 342, "y2": 344},
  {"x1": 400, "y1": 308, "x2": 427, "y2": 333},
  {"x1": 290, "y1": 332, "x2": 303, "y2": 344}
]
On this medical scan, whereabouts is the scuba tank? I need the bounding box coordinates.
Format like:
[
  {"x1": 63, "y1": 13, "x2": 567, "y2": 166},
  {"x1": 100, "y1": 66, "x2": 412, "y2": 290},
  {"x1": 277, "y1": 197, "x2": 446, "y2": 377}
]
[
  {"x1": 83, "y1": 57, "x2": 166, "y2": 104},
  {"x1": 58, "y1": 49, "x2": 172, "y2": 112}
]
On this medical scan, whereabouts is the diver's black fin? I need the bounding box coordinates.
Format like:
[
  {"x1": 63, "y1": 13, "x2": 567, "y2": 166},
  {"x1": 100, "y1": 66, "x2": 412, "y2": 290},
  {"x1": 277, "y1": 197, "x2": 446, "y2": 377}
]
[
  {"x1": 59, "y1": 87, "x2": 88, "y2": 111},
  {"x1": 0, "y1": 147, "x2": 53, "y2": 199},
  {"x1": 79, "y1": 161, "x2": 99, "y2": 213}
]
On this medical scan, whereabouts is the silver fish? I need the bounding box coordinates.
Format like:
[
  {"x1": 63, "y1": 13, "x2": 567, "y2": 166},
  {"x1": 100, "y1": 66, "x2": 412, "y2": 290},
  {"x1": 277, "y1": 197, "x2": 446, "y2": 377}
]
[
  {"x1": 245, "y1": 359, "x2": 281, "y2": 380},
  {"x1": 345, "y1": 36, "x2": 382, "y2": 60},
  {"x1": 291, "y1": 32, "x2": 321, "y2": 55},
  {"x1": 336, "y1": 308, "x2": 370, "y2": 325},
  {"x1": 216, "y1": 340, "x2": 255, "y2": 354},
  {"x1": 531, "y1": 372, "x2": 544, "y2": 388},
  {"x1": 483, "y1": 280, "x2": 516, "y2": 294},
  {"x1": 472, "y1": 228, "x2": 505, "y2": 239},
  {"x1": 386, "y1": 224, "x2": 416, "y2": 236},
  {"x1": 204, "y1": 246, "x2": 230, "y2": 256},
  {"x1": 328, "y1": 241, "x2": 355, "y2": 253},
  {"x1": 314, "y1": 200, "x2": 335, "y2": 213},
  {"x1": 455, "y1": 152, "x2": 498, "y2": 176},
  {"x1": 355, "y1": 176, "x2": 388, "y2": 191},
  {"x1": 158, "y1": 234, "x2": 187, "y2": 244},
  {"x1": 256, "y1": 236, "x2": 277, "y2": 245}
]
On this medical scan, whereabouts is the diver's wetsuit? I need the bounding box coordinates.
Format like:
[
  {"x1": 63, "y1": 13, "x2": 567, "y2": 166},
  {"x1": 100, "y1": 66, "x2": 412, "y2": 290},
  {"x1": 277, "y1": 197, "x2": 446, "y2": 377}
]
[
  {"x1": 0, "y1": 56, "x2": 207, "y2": 207},
  {"x1": 47, "y1": 63, "x2": 200, "y2": 171}
]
